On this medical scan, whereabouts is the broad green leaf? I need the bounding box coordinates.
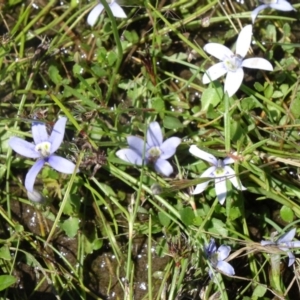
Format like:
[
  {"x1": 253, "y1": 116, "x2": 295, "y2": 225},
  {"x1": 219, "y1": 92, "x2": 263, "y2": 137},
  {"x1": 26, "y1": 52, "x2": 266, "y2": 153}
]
[
  {"x1": 158, "y1": 211, "x2": 171, "y2": 227},
  {"x1": 163, "y1": 115, "x2": 183, "y2": 129},
  {"x1": 201, "y1": 87, "x2": 221, "y2": 111},
  {"x1": 252, "y1": 284, "x2": 267, "y2": 297},
  {"x1": 0, "y1": 275, "x2": 17, "y2": 291},
  {"x1": 0, "y1": 245, "x2": 11, "y2": 261},
  {"x1": 49, "y1": 65, "x2": 63, "y2": 85},
  {"x1": 60, "y1": 217, "x2": 80, "y2": 238},
  {"x1": 280, "y1": 205, "x2": 294, "y2": 223},
  {"x1": 179, "y1": 207, "x2": 194, "y2": 226}
]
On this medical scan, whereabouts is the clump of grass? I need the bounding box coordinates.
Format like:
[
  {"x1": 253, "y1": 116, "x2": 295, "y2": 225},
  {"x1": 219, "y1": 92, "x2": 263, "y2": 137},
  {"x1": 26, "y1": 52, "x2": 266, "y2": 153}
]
[{"x1": 0, "y1": 0, "x2": 300, "y2": 299}]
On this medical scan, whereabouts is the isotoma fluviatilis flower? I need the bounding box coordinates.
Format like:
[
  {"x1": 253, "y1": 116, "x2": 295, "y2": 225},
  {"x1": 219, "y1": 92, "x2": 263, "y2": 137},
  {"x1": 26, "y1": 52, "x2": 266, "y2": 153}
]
[
  {"x1": 9, "y1": 117, "x2": 77, "y2": 192},
  {"x1": 116, "y1": 122, "x2": 181, "y2": 176},
  {"x1": 87, "y1": 0, "x2": 127, "y2": 26},
  {"x1": 205, "y1": 238, "x2": 235, "y2": 277},
  {"x1": 202, "y1": 24, "x2": 273, "y2": 97},
  {"x1": 189, "y1": 145, "x2": 246, "y2": 205},
  {"x1": 261, "y1": 228, "x2": 300, "y2": 267},
  {"x1": 251, "y1": 0, "x2": 295, "y2": 23}
]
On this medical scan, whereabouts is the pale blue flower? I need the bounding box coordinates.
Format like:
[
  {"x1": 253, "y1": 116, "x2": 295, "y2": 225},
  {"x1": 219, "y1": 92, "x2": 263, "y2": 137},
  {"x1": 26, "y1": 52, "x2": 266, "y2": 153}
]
[
  {"x1": 203, "y1": 25, "x2": 273, "y2": 97},
  {"x1": 116, "y1": 122, "x2": 181, "y2": 176},
  {"x1": 251, "y1": 0, "x2": 295, "y2": 23},
  {"x1": 261, "y1": 228, "x2": 300, "y2": 266},
  {"x1": 189, "y1": 145, "x2": 246, "y2": 205},
  {"x1": 205, "y1": 239, "x2": 235, "y2": 277},
  {"x1": 9, "y1": 117, "x2": 76, "y2": 192},
  {"x1": 87, "y1": 0, "x2": 127, "y2": 26}
]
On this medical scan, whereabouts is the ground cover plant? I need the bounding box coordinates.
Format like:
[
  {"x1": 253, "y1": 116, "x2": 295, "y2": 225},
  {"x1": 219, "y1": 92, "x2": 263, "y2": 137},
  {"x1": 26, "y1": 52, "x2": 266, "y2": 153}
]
[{"x1": 1, "y1": 0, "x2": 300, "y2": 299}]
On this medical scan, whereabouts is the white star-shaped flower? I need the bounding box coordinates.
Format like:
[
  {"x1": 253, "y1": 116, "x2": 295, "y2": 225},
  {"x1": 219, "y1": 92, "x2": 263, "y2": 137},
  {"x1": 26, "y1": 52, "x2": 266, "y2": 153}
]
[
  {"x1": 203, "y1": 25, "x2": 273, "y2": 97},
  {"x1": 251, "y1": 0, "x2": 295, "y2": 23},
  {"x1": 87, "y1": 0, "x2": 127, "y2": 26},
  {"x1": 189, "y1": 145, "x2": 246, "y2": 205},
  {"x1": 205, "y1": 238, "x2": 235, "y2": 277},
  {"x1": 261, "y1": 228, "x2": 300, "y2": 267}
]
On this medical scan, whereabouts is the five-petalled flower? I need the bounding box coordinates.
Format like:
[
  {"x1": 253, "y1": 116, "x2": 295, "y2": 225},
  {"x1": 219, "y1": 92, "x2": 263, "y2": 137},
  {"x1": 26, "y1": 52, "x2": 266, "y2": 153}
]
[
  {"x1": 189, "y1": 145, "x2": 246, "y2": 205},
  {"x1": 87, "y1": 0, "x2": 127, "y2": 26},
  {"x1": 202, "y1": 24, "x2": 273, "y2": 97},
  {"x1": 261, "y1": 228, "x2": 300, "y2": 267},
  {"x1": 9, "y1": 117, "x2": 77, "y2": 193},
  {"x1": 116, "y1": 122, "x2": 181, "y2": 176},
  {"x1": 205, "y1": 238, "x2": 235, "y2": 277},
  {"x1": 251, "y1": 0, "x2": 295, "y2": 24}
]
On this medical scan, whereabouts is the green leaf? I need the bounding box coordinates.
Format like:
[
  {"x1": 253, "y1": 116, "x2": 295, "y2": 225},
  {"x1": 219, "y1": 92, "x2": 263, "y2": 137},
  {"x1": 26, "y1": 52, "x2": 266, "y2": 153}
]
[
  {"x1": 179, "y1": 207, "x2": 194, "y2": 226},
  {"x1": 201, "y1": 87, "x2": 221, "y2": 111},
  {"x1": 151, "y1": 97, "x2": 165, "y2": 112},
  {"x1": 62, "y1": 194, "x2": 81, "y2": 215},
  {"x1": 252, "y1": 284, "x2": 267, "y2": 297},
  {"x1": 0, "y1": 275, "x2": 17, "y2": 291},
  {"x1": 280, "y1": 205, "x2": 294, "y2": 223},
  {"x1": 207, "y1": 218, "x2": 228, "y2": 236},
  {"x1": 158, "y1": 211, "x2": 171, "y2": 227},
  {"x1": 48, "y1": 65, "x2": 63, "y2": 85},
  {"x1": 0, "y1": 245, "x2": 11, "y2": 261},
  {"x1": 241, "y1": 96, "x2": 263, "y2": 110},
  {"x1": 107, "y1": 51, "x2": 117, "y2": 66},
  {"x1": 93, "y1": 238, "x2": 103, "y2": 251},
  {"x1": 163, "y1": 115, "x2": 183, "y2": 130},
  {"x1": 264, "y1": 84, "x2": 274, "y2": 99},
  {"x1": 123, "y1": 30, "x2": 139, "y2": 44},
  {"x1": 253, "y1": 82, "x2": 264, "y2": 92},
  {"x1": 290, "y1": 93, "x2": 300, "y2": 118},
  {"x1": 60, "y1": 217, "x2": 80, "y2": 238}
]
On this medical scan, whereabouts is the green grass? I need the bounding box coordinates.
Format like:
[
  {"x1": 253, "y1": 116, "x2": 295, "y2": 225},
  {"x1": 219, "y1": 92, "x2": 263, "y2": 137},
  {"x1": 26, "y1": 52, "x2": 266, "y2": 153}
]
[{"x1": 1, "y1": 0, "x2": 300, "y2": 299}]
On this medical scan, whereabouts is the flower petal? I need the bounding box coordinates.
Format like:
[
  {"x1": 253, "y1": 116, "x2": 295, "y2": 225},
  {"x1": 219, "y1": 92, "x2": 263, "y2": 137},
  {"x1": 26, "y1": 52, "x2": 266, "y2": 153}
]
[
  {"x1": 147, "y1": 122, "x2": 163, "y2": 147},
  {"x1": 48, "y1": 117, "x2": 67, "y2": 154},
  {"x1": 205, "y1": 239, "x2": 217, "y2": 257},
  {"x1": 32, "y1": 122, "x2": 48, "y2": 144},
  {"x1": 286, "y1": 251, "x2": 295, "y2": 267},
  {"x1": 270, "y1": 1, "x2": 295, "y2": 12},
  {"x1": 203, "y1": 62, "x2": 228, "y2": 84},
  {"x1": 223, "y1": 157, "x2": 235, "y2": 165},
  {"x1": 217, "y1": 245, "x2": 231, "y2": 260},
  {"x1": 9, "y1": 137, "x2": 40, "y2": 158},
  {"x1": 116, "y1": 149, "x2": 143, "y2": 165},
  {"x1": 216, "y1": 261, "x2": 235, "y2": 276},
  {"x1": 27, "y1": 189, "x2": 45, "y2": 203},
  {"x1": 251, "y1": 5, "x2": 268, "y2": 23},
  {"x1": 192, "y1": 166, "x2": 216, "y2": 195},
  {"x1": 87, "y1": 3, "x2": 104, "y2": 26},
  {"x1": 154, "y1": 159, "x2": 173, "y2": 177},
  {"x1": 224, "y1": 166, "x2": 247, "y2": 191},
  {"x1": 204, "y1": 43, "x2": 233, "y2": 61},
  {"x1": 189, "y1": 145, "x2": 217, "y2": 165},
  {"x1": 110, "y1": 2, "x2": 127, "y2": 18},
  {"x1": 236, "y1": 25, "x2": 252, "y2": 58},
  {"x1": 48, "y1": 155, "x2": 77, "y2": 174},
  {"x1": 215, "y1": 177, "x2": 227, "y2": 205},
  {"x1": 277, "y1": 228, "x2": 296, "y2": 244},
  {"x1": 160, "y1": 137, "x2": 181, "y2": 159},
  {"x1": 261, "y1": 240, "x2": 274, "y2": 246},
  {"x1": 285, "y1": 241, "x2": 300, "y2": 248},
  {"x1": 25, "y1": 159, "x2": 45, "y2": 192},
  {"x1": 127, "y1": 136, "x2": 145, "y2": 156},
  {"x1": 224, "y1": 67, "x2": 244, "y2": 97},
  {"x1": 193, "y1": 181, "x2": 210, "y2": 195},
  {"x1": 242, "y1": 58, "x2": 273, "y2": 71}
]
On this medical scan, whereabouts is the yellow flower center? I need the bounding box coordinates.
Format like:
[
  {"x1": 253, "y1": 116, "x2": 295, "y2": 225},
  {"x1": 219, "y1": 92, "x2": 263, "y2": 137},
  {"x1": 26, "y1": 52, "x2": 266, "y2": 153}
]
[
  {"x1": 147, "y1": 146, "x2": 161, "y2": 162},
  {"x1": 224, "y1": 55, "x2": 243, "y2": 72},
  {"x1": 35, "y1": 141, "x2": 51, "y2": 157}
]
